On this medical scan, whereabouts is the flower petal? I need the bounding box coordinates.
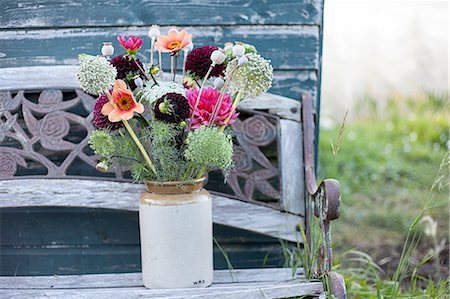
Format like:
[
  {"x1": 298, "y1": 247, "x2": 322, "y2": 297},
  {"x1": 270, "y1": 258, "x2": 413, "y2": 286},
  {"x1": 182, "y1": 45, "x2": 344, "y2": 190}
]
[
  {"x1": 121, "y1": 110, "x2": 135, "y2": 120},
  {"x1": 101, "y1": 102, "x2": 114, "y2": 115},
  {"x1": 168, "y1": 28, "x2": 179, "y2": 40},
  {"x1": 115, "y1": 79, "x2": 127, "y2": 90},
  {"x1": 108, "y1": 109, "x2": 122, "y2": 122},
  {"x1": 134, "y1": 102, "x2": 144, "y2": 114}
]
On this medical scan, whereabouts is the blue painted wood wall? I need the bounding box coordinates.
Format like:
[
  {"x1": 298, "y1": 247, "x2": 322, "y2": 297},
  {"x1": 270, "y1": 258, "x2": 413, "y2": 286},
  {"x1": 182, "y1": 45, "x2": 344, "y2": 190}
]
[
  {"x1": 0, "y1": 0, "x2": 324, "y2": 102},
  {"x1": 0, "y1": 0, "x2": 324, "y2": 275}
]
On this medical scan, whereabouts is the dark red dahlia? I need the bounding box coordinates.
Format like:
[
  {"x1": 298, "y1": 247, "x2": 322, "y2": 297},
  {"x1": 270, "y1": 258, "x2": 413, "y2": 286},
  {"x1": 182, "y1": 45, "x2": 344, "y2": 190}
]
[
  {"x1": 153, "y1": 93, "x2": 190, "y2": 124},
  {"x1": 110, "y1": 54, "x2": 144, "y2": 90},
  {"x1": 185, "y1": 45, "x2": 225, "y2": 78},
  {"x1": 93, "y1": 92, "x2": 123, "y2": 130}
]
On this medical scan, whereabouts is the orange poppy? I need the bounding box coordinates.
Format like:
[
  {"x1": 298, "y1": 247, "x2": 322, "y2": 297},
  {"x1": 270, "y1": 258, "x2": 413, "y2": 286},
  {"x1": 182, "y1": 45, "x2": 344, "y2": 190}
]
[
  {"x1": 101, "y1": 80, "x2": 144, "y2": 122},
  {"x1": 155, "y1": 28, "x2": 192, "y2": 54}
]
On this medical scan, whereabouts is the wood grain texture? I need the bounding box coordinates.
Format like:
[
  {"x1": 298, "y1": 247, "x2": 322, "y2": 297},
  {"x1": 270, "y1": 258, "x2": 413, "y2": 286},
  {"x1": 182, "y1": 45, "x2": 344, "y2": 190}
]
[
  {"x1": 0, "y1": 25, "x2": 319, "y2": 70},
  {"x1": 0, "y1": 268, "x2": 305, "y2": 289},
  {"x1": 0, "y1": 269, "x2": 324, "y2": 298},
  {"x1": 0, "y1": 0, "x2": 323, "y2": 28},
  {"x1": 279, "y1": 119, "x2": 305, "y2": 215},
  {"x1": 0, "y1": 66, "x2": 317, "y2": 102},
  {"x1": 0, "y1": 283, "x2": 324, "y2": 299},
  {"x1": 0, "y1": 179, "x2": 303, "y2": 242}
]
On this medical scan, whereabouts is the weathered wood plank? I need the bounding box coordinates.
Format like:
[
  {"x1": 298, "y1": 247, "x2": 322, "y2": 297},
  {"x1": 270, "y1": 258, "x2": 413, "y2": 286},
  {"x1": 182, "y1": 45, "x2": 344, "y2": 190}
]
[
  {"x1": 0, "y1": 179, "x2": 303, "y2": 242},
  {"x1": 0, "y1": 269, "x2": 324, "y2": 299},
  {"x1": 0, "y1": 25, "x2": 320, "y2": 70},
  {"x1": 279, "y1": 119, "x2": 305, "y2": 215},
  {"x1": 0, "y1": 268, "x2": 305, "y2": 289},
  {"x1": 0, "y1": 282, "x2": 324, "y2": 299},
  {"x1": 0, "y1": 0, "x2": 323, "y2": 28},
  {"x1": 0, "y1": 66, "x2": 317, "y2": 104}
]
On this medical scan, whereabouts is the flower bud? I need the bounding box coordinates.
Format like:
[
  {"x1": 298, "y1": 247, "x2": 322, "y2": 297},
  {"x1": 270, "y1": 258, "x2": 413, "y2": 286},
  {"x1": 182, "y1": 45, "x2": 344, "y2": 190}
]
[
  {"x1": 148, "y1": 25, "x2": 161, "y2": 40},
  {"x1": 179, "y1": 121, "x2": 187, "y2": 128},
  {"x1": 238, "y1": 55, "x2": 249, "y2": 66},
  {"x1": 232, "y1": 44, "x2": 245, "y2": 57},
  {"x1": 224, "y1": 42, "x2": 233, "y2": 52},
  {"x1": 96, "y1": 160, "x2": 109, "y2": 173},
  {"x1": 134, "y1": 77, "x2": 143, "y2": 89},
  {"x1": 184, "y1": 42, "x2": 194, "y2": 52},
  {"x1": 101, "y1": 42, "x2": 114, "y2": 57},
  {"x1": 210, "y1": 49, "x2": 226, "y2": 66},
  {"x1": 214, "y1": 77, "x2": 224, "y2": 89},
  {"x1": 150, "y1": 65, "x2": 160, "y2": 75}
]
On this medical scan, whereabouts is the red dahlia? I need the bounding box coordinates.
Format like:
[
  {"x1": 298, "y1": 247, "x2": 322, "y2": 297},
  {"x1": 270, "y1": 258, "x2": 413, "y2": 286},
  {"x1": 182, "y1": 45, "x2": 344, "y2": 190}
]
[{"x1": 185, "y1": 45, "x2": 225, "y2": 78}]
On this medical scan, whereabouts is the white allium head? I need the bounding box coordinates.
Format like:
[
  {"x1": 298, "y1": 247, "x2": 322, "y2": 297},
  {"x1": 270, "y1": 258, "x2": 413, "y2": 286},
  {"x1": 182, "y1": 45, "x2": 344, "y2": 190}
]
[
  {"x1": 142, "y1": 81, "x2": 186, "y2": 104},
  {"x1": 77, "y1": 54, "x2": 117, "y2": 96},
  {"x1": 225, "y1": 53, "x2": 273, "y2": 98}
]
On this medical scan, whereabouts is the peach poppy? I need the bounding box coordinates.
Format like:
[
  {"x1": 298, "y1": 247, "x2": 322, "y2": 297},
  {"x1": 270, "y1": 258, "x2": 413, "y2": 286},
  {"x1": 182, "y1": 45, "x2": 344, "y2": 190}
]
[
  {"x1": 155, "y1": 28, "x2": 192, "y2": 54},
  {"x1": 101, "y1": 80, "x2": 144, "y2": 122}
]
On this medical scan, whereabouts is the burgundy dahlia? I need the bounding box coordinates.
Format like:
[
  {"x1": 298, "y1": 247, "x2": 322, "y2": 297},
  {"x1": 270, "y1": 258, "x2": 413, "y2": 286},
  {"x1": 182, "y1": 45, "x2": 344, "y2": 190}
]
[
  {"x1": 154, "y1": 93, "x2": 190, "y2": 124},
  {"x1": 185, "y1": 45, "x2": 225, "y2": 78},
  {"x1": 110, "y1": 54, "x2": 144, "y2": 90},
  {"x1": 93, "y1": 92, "x2": 123, "y2": 130}
]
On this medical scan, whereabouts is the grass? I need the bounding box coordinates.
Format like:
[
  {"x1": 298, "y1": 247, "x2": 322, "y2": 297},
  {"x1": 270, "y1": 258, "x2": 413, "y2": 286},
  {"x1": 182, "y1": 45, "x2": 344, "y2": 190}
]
[{"x1": 317, "y1": 91, "x2": 449, "y2": 297}]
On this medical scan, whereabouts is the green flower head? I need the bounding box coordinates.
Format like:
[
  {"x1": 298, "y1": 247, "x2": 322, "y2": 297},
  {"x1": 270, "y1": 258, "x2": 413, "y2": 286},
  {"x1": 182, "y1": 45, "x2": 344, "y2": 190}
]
[
  {"x1": 184, "y1": 126, "x2": 234, "y2": 171},
  {"x1": 89, "y1": 130, "x2": 115, "y2": 158},
  {"x1": 77, "y1": 54, "x2": 117, "y2": 96},
  {"x1": 226, "y1": 53, "x2": 273, "y2": 98}
]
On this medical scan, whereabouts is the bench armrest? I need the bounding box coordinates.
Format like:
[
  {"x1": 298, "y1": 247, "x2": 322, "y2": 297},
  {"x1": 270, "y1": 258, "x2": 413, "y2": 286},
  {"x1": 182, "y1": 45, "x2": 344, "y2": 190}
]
[{"x1": 301, "y1": 93, "x2": 346, "y2": 299}]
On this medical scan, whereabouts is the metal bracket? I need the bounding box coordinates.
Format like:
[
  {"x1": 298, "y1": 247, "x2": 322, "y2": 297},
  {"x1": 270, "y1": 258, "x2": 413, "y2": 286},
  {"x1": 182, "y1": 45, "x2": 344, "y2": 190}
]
[{"x1": 302, "y1": 93, "x2": 347, "y2": 299}]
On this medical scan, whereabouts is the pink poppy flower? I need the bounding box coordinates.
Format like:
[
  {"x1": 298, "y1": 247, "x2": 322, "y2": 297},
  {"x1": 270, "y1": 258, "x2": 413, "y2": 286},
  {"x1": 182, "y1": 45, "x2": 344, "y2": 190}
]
[
  {"x1": 187, "y1": 87, "x2": 238, "y2": 129},
  {"x1": 155, "y1": 28, "x2": 192, "y2": 54},
  {"x1": 101, "y1": 79, "x2": 144, "y2": 122},
  {"x1": 117, "y1": 35, "x2": 143, "y2": 55}
]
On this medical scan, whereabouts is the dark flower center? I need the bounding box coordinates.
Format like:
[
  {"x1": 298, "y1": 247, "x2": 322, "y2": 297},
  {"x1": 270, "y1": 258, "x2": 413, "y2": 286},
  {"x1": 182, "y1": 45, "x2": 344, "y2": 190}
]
[
  {"x1": 117, "y1": 97, "x2": 133, "y2": 110},
  {"x1": 168, "y1": 41, "x2": 181, "y2": 50}
]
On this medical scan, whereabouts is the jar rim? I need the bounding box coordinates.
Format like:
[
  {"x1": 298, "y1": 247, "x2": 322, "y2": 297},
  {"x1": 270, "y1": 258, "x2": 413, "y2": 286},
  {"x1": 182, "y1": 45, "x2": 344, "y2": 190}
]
[{"x1": 144, "y1": 177, "x2": 207, "y2": 195}]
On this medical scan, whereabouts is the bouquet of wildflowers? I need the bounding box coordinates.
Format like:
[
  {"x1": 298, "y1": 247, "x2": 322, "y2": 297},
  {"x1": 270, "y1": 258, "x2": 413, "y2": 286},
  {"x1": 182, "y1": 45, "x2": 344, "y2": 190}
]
[{"x1": 77, "y1": 26, "x2": 273, "y2": 182}]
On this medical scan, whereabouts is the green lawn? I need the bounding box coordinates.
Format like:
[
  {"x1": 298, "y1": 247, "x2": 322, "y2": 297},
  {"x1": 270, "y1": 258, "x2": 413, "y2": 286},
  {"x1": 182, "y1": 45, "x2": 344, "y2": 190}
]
[{"x1": 317, "y1": 92, "x2": 449, "y2": 297}]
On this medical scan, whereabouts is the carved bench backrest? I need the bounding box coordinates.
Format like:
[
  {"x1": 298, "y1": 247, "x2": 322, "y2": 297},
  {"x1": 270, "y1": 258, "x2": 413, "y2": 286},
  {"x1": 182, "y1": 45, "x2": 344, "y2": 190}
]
[{"x1": 0, "y1": 0, "x2": 324, "y2": 216}]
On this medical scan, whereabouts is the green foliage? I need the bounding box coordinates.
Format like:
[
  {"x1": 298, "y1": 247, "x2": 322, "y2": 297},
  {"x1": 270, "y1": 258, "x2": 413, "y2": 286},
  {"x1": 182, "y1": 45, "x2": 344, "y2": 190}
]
[
  {"x1": 184, "y1": 126, "x2": 234, "y2": 172},
  {"x1": 89, "y1": 130, "x2": 116, "y2": 158},
  {"x1": 143, "y1": 121, "x2": 188, "y2": 182},
  {"x1": 317, "y1": 92, "x2": 449, "y2": 298}
]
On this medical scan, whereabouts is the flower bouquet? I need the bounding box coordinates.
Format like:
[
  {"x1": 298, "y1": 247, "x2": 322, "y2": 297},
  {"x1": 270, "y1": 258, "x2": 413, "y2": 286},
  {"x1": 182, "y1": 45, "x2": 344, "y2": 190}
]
[{"x1": 76, "y1": 26, "x2": 273, "y2": 289}]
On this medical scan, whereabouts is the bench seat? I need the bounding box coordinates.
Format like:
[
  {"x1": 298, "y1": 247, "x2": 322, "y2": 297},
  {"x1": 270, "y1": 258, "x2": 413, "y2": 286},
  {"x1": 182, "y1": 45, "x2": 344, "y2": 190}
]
[
  {"x1": 0, "y1": 268, "x2": 325, "y2": 298},
  {"x1": 0, "y1": 179, "x2": 303, "y2": 242}
]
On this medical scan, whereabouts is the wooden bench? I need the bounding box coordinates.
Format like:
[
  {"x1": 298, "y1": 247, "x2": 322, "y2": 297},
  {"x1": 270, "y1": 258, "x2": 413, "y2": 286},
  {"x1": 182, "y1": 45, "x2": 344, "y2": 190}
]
[{"x1": 0, "y1": 1, "x2": 346, "y2": 297}]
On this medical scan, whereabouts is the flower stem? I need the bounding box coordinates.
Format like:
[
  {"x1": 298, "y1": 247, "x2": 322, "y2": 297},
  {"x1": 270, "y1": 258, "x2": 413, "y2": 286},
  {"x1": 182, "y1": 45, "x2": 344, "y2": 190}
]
[
  {"x1": 132, "y1": 59, "x2": 150, "y2": 81},
  {"x1": 196, "y1": 165, "x2": 206, "y2": 179},
  {"x1": 220, "y1": 91, "x2": 243, "y2": 133},
  {"x1": 173, "y1": 53, "x2": 178, "y2": 82},
  {"x1": 209, "y1": 65, "x2": 238, "y2": 126},
  {"x1": 103, "y1": 89, "x2": 157, "y2": 175},
  {"x1": 182, "y1": 50, "x2": 188, "y2": 78},
  {"x1": 150, "y1": 38, "x2": 155, "y2": 66},
  {"x1": 186, "y1": 65, "x2": 214, "y2": 131},
  {"x1": 122, "y1": 119, "x2": 157, "y2": 175}
]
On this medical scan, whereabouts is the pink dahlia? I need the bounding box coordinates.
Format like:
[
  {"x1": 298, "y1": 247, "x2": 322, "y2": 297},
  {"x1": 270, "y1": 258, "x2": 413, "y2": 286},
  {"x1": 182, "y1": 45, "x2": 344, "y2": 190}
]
[
  {"x1": 117, "y1": 35, "x2": 143, "y2": 55},
  {"x1": 93, "y1": 92, "x2": 123, "y2": 130},
  {"x1": 187, "y1": 87, "x2": 238, "y2": 129}
]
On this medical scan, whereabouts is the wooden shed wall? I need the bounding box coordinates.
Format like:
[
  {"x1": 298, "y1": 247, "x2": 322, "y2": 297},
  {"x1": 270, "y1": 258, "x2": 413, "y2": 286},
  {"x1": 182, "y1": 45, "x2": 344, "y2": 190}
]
[{"x1": 0, "y1": 0, "x2": 324, "y2": 275}]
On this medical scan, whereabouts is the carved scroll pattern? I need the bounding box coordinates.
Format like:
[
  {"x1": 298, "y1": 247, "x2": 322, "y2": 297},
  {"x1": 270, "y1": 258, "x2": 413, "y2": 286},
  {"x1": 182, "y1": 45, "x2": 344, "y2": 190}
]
[
  {"x1": 225, "y1": 112, "x2": 281, "y2": 204},
  {"x1": 0, "y1": 89, "x2": 281, "y2": 204},
  {"x1": 0, "y1": 89, "x2": 124, "y2": 179}
]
